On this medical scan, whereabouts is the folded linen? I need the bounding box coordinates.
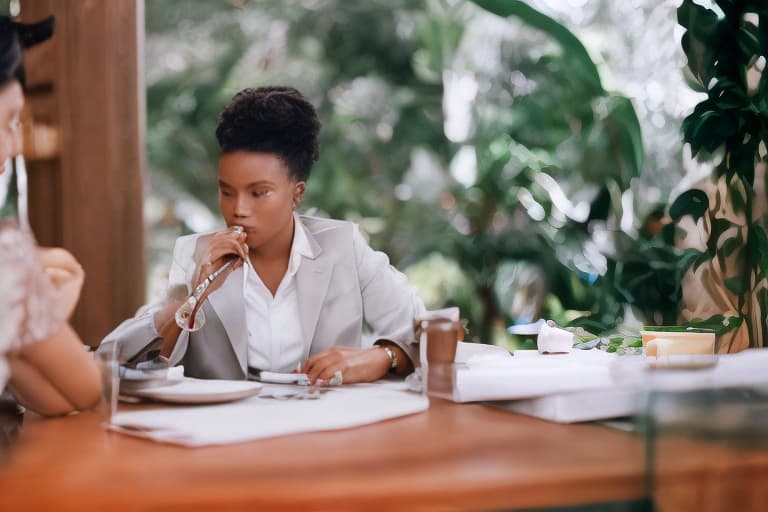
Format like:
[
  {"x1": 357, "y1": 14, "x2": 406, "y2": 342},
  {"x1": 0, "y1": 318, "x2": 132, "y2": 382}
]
[
  {"x1": 452, "y1": 345, "x2": 617, "y2": 403},
  {"x1": 459, "y1": 345, "x2": 768, "y2": 423},
  {"x1": 109, "y1": 380, "x2": 428, "y2": 447}
]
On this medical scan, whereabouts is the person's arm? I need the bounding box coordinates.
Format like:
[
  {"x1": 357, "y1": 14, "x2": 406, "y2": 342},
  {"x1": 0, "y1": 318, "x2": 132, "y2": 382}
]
[
  {"x1": 8, "y1": 324, "x2": 101, "y2": 416},
  {"x1": 99, "y1": 233, "x2": 233, "y2": 365},
  {"x1": 154, "y1": 229, "x2": 247, "y2": 358},
  {"x1": 6, "y1": 246, "x2": 101, "y2": 416},
  {"x1": 303, "y1": 223, "x2": 424, "y2": 385},
  {"x1": 301, "y1": 342, "x2": 412, "y2": 385},
  {"x1": 155, "y1": 299, "x2": 184, "y2": 359},
  {"x1": 352, "y1": 224, "x2": 425, "y2": 367}
]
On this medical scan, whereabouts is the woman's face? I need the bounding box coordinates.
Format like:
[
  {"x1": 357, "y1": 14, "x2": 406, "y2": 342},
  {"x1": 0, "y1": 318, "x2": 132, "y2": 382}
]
[
  {"x1": 218, "y1": 151, "x2": 305, "y2": 251},
  {"x1": 0, "y1": 80, "x2": 23, "y2": 167}
]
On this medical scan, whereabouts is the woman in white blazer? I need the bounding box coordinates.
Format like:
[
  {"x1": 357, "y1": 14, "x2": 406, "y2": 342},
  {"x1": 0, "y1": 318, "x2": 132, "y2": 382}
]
[{"x1": 103, "y1": 86, "x2": 424, "y2": 385}]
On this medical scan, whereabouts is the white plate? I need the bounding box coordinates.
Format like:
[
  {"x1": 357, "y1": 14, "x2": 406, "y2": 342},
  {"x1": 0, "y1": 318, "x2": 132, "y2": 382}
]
[{"x1": 128, "y1": 378, "x2": 262, "y2": 405}]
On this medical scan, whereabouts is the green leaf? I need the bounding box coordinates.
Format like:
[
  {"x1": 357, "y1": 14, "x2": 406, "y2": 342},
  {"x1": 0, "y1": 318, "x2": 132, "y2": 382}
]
[
  {"x1": 692, "y1": 249, "x2": 713, "y2": 272},
  {"x1": 682, "y1": 103, "x2": 727, "y2": 154},
  {"x1": 738, "y1": 23, "x2": 761, "y2": 59},
  {"x1": 669, "y1": 189, "x2": 709, "y2": 221},
  {"x1": 730, "y1": 181, "x2": 747, "y2": 215},
  {"x1": 720, "y1": 234, "x2": 742, "y2": 257},
  {"x1": 472, "y1": 0, "x2": 603, "y2": 95},
  {"x1": 678, "y1": 248, "x2": 704, "y2": 272},
  {"x1": 724, "y1": 276, "x2": 747, "y2": 295},
  {"x1": 678, "y1": 0, "x2": 719, "y2": 84},
  {"x1": 749, "y1": 223, "x2": 768, "y2": 279},
  {"x1": 686, "y1": 314, "x2": 743, "y2": 335},
  {"x1": 603, "y1": 96, "x2": 645, "y2": 184},
  {"x1": 707, "y1": 218, "x2": 733, "y2": 254}
]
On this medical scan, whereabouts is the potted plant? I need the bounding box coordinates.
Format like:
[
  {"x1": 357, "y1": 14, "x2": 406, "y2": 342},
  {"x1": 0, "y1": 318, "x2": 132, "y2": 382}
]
[{"x1": 672, "y1": 0, "x2": 768, "y2": 351}]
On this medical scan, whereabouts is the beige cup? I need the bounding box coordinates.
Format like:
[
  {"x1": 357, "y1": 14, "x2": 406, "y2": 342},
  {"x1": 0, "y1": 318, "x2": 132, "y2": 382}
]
[{"x1": 641, "y1": 331, "x2": 715, "y2": 357}]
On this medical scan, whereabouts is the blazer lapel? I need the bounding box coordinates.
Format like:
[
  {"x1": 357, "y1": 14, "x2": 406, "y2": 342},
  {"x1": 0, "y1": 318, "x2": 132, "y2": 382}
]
[
  {"x1": 207, "y1": 264, "x2": 248, "y2": 373},
  {"x1": 296, "y1": 230, "x2": 332, "y2": 361}
]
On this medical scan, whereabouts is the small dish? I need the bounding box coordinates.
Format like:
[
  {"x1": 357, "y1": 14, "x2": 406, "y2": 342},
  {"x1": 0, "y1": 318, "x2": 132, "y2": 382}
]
[{"x1": 126, "y1": 378, "x2": 262, "y2": 405}]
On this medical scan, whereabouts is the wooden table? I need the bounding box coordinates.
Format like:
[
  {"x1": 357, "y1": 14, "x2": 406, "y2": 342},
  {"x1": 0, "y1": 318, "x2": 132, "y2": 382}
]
[
  {"x1": 651, "y1": 435, "x2": 768, "y2": 512},
  {"x1": 0, "y1": 399, "x2": 646, "y2": 511}
]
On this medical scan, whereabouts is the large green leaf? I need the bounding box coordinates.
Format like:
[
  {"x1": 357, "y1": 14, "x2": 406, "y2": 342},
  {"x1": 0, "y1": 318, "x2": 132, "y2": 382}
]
[
  {"x1": 724, "y1": 275, "x2": 748, "y2": 295},
  {"x1": 687, "y1": 314, "x2": 743, "y2": 335},
  {"x1": 669, "y1": 189, "x2": 709, "y2": 221},
  {"x1": 471, "y1": 0, "x2": 603, "y2": 95},
  {"x1": 603, "y1": 96, "x2": 645, "y2": 185},
  {"x1": 678, "y1": 0, "x2": 719, "y2": 86},
  {"x1": 748, "y1": 223, "x2": 768, "y2": 280}
]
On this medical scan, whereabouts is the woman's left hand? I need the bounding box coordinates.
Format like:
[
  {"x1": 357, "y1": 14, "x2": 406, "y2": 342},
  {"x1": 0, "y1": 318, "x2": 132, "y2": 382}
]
[{"x1": 303, "y1": 346, "x2": 391, "y2": 385}]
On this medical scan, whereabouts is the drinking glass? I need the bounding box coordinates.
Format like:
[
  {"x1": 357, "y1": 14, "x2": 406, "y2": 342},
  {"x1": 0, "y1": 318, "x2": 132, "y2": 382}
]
[
  {"x1": 93, "y1": 342, "x2": 119, "y2": 426},
  {"x1": 416, "y1": 308, "x2": 461, "y2": 399}
]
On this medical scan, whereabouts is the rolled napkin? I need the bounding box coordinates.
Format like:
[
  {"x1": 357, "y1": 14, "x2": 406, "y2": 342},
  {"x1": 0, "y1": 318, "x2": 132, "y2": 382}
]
[{"x1": 537, "y1": 321, "x2": 574, "y2": 354}]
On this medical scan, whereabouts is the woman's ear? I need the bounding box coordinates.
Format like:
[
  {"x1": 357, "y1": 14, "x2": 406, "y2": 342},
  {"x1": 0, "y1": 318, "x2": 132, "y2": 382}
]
[{"x1": 294, "y1": 181, "x2": 306, "y2": 208}]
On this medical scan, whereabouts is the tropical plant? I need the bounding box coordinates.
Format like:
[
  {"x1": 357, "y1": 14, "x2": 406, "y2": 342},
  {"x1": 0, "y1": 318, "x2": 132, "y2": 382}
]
[
  {"x1": 455, "y1": 0, "x2": 648, "y2": 339},
  {"x1": 144, "y1": 0, "x2": 669, "y2": 343},
  {"x1": 672, "y1": 0, "x2": 768, "y2": 351}
]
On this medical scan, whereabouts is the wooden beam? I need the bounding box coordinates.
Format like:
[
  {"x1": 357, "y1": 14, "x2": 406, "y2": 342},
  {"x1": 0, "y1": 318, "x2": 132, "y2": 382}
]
[{"x1": 19, "y1": 0, "x2": 146, "y2": 346}]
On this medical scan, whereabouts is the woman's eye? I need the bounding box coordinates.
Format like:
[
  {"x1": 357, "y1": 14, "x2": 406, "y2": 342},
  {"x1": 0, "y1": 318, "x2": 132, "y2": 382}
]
[
  {"x1": 251, "y1": 190, "x2": 270, "y2": 198},
  {"x1": 220, "y1": 190, "x2": 233, "y2": 197}
]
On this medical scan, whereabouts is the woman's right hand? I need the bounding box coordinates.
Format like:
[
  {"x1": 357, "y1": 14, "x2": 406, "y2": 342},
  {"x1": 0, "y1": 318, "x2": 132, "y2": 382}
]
[{"x1": 194, "y1": 227, "x2": 249, "y2": 289}]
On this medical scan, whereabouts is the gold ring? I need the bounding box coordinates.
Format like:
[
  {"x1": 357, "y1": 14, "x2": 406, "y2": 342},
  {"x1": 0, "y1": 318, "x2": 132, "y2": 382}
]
[{"x1": 329, "y1": 370, "x2": 343, "y2": 386}]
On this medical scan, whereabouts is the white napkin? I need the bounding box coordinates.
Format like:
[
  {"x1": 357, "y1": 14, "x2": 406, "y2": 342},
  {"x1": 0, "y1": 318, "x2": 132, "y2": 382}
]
[
  {"x1": 491, "y1": 387, "x2": 641, "y2": 423},
  {"x1": 453, "y1": 348, "x2": 617, "y2": 402},
  {"x1": 613, "y1": 348, "x2": 768, "y2": 392},
  {"x1": 496, "y1": 349, "x2": 768, "y2": 423},
  {"x1": 109, "y1": 380, "x2": 428, "y2": 447},
  {"x1": 120, "y1": 365, "x2": 185, "y2": 381}
]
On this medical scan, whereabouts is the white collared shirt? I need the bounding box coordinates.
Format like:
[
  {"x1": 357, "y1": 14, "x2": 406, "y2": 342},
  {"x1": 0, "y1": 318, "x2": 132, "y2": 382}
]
[{"x1": 244, "y1": 215, "x2": 311, "y2": 372}]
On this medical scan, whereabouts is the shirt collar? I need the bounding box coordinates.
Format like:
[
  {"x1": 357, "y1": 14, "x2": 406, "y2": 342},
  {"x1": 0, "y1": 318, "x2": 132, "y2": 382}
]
[{"x1": 286, "y1": 213, "x2": 312, "y2": 275}]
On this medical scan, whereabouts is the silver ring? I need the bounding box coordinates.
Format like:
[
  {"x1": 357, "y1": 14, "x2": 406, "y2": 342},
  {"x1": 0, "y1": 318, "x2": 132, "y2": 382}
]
[
  {"x1": 231, "y1": 225, "x2": 244, "y2": 234},
  {"x1": 328, "y1": 370, "x2": 343, "y2": 386}
]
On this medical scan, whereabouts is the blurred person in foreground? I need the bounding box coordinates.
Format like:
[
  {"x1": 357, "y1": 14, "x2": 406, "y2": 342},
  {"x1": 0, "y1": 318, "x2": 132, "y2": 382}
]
[
  {"x1": 104, "y1": 86, "x2": 425, "y2": 385},
  {"x1": 0, "y1": 16, "x2": 101, "y2": 415}
]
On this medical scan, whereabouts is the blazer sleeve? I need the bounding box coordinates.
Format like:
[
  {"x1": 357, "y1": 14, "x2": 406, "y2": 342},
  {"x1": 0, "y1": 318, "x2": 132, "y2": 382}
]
[
  {"x1": 352, "y1": 224, "x2": 426, "y2": 366},
  {"x1": 100, "y1": 236, "x2": 196, "y2": 365}
]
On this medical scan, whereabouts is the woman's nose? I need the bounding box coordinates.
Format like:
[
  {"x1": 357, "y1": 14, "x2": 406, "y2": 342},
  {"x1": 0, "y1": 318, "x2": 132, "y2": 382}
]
[{"x1": 233, "y1": 195, "x2": 251, "y2": 216}]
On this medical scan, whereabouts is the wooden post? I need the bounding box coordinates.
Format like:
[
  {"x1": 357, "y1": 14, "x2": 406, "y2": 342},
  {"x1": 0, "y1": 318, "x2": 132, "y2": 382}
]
[{"x1": 19, "y1": 0, "x2": 145, "y2": 346}]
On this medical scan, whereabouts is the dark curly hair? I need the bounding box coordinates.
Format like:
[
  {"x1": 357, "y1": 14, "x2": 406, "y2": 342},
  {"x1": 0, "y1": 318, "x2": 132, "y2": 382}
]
[
  {"x1": 0, "y1": 16, "x2": 55, "y2": 88},
  {"x1": 215, "y1": 86, "x2": 321, "y2": 182}
]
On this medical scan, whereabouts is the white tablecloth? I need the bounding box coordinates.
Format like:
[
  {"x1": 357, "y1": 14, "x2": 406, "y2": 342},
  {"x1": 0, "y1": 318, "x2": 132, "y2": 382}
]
[{"x1": 110, "y1": 380, "x2": 428, "y2": 447}]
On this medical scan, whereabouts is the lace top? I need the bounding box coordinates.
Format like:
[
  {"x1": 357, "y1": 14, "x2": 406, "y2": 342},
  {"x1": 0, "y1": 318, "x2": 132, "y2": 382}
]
[{"x1": 0, "y1": 222, "x2": 65, "y2": 389}]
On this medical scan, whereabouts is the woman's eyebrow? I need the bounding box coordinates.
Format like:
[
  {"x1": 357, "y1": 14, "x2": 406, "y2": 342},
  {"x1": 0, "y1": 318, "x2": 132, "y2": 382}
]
[{"x1": 217, "y1": 180, "x2": 275, "y2": 188}]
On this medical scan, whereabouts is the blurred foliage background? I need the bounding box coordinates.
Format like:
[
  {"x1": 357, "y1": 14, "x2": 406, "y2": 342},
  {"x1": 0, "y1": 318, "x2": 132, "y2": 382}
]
[{"x1": 142, "y1": 0, "x2": 707, "y2": 345}]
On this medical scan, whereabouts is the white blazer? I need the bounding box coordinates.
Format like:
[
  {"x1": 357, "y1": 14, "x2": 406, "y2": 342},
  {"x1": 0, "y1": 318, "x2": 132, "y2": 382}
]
[{"x1": 102, "y1": 215, "x2": 425, "y2": 379}]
